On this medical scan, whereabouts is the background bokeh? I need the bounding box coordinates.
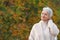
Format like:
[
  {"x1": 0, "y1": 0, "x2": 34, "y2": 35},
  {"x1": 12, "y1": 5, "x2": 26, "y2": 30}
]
[{"x1": 0, "y1": 0, "x2": 60, "y2": 40}]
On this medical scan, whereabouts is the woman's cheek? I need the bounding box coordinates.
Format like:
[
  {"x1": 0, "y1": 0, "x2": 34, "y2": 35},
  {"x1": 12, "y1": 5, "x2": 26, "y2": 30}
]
[
  {"x1": 41, "y1": 16, "x2": 45, "y2": 20},
  {"x1": 41, "y1": 16, "x2": 43, "y2": 20}
]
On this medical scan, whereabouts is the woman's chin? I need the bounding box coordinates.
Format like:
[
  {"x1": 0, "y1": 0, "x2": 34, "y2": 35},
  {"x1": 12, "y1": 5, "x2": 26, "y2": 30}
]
[{"x1": 41, "y1": 19, "x2": 48, "y2": 21}]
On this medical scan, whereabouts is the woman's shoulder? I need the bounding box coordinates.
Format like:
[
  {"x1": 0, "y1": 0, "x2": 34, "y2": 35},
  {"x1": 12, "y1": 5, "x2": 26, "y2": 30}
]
[
  {"x1": 32, "y1": 22, "x2": 40, "y2": 29},
  {"x1": 33, "y1": 23, "x2": 39, "y2": 27}
]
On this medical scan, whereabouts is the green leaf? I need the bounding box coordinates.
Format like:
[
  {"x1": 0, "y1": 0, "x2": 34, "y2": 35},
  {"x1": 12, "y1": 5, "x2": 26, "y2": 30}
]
[{"x1": 0, "y1": 6, "x2": 6, "y2": 12}]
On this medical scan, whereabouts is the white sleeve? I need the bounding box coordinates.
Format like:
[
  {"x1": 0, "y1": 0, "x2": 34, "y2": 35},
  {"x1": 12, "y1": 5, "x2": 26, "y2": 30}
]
[
  {"x1": 48, "y1": 20, "x2": 59, "y2": 37},
  {"x1": 28, "y1": 24, "x2": 36, "y2": 40}
]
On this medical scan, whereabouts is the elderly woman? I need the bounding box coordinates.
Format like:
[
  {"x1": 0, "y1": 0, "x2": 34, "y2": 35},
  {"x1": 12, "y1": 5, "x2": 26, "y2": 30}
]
[{"x1": 29, "y1": 7, "x2": 59, "y2": 40}]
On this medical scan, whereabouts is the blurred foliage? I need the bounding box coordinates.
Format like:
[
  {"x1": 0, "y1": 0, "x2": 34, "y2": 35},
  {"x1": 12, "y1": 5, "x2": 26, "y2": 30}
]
[{"x1": 0, "y1": 0, "x2": 60, "y2": 40}]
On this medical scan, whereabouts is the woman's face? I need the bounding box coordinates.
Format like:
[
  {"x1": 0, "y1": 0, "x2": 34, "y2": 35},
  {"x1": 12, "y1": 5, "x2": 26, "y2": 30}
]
[{"x1": 41, "y1": 11, "x2": 50, "y2": 21}]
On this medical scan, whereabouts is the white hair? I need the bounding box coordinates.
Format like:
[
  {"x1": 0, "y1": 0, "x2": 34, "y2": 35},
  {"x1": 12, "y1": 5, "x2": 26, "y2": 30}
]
[{"x1": 43, "y1": 7, "x2": 53, "y2": 17}]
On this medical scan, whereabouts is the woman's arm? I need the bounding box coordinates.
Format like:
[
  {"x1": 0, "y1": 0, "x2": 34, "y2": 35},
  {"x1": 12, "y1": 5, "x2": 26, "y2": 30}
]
[
  {"x1": 48, "y1": 20, "x2": 59, "y2": 37},
  {"x1": 29, "y1": 24, "x2": 36, "y2": 40}
]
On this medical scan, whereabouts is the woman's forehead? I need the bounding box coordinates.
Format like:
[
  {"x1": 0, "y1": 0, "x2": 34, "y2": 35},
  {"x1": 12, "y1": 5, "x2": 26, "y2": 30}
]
[{"x1": 42, "y1": 11, "x2": 48, "y2": 14}]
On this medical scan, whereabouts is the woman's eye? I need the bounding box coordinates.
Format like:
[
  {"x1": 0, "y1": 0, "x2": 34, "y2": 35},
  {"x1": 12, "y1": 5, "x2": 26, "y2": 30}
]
[
  {"x1": 42, "y1": 13, "x2": 47, "y2": 15},
  {"x1": 45, "y1": 14, "x2": 47, "y2": 15}
]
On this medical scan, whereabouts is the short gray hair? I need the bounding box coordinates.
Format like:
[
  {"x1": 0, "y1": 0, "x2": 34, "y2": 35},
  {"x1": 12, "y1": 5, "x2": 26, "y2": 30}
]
[{"x1": 43, "y1": 7, "x2": 53, "y2": 17}]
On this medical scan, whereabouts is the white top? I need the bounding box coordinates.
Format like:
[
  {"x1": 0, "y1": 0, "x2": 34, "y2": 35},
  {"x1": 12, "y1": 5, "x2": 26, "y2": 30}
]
[
  {"x1": 29, "y1": 20, "x2": 59, "y2": 40},
  {"x1": 42, "y1": 21, "x2": 50, "y2": 40}
]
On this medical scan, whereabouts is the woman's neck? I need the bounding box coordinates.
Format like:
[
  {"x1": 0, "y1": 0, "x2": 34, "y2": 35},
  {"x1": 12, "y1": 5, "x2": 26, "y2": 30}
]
[{"x1": 43, "y1": 20, "x2": 48, "y2": 24}]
